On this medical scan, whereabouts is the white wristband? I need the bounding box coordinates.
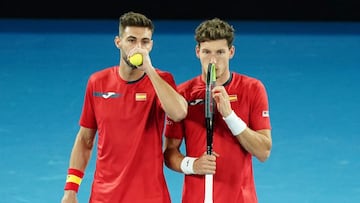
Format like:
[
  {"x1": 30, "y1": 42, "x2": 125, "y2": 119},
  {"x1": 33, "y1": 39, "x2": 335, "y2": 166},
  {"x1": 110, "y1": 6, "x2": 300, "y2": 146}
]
[
  {"x1": 180, "y1": 156, "x2": 196, "y2": 174},
  {"x1": 223, "y1": 110, "x2": 247, "y2": 136}
]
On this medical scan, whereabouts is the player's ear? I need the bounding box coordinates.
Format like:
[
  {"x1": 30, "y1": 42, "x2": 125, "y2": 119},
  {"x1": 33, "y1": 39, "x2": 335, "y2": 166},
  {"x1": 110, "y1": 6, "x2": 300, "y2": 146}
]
[
  {"x1": 195, "y1": 45, "x2": 200, "y2": 58},
  {"x1": 229, "y1": 45, "x2": 235, "y2": 59},
  {"x1": 114, "y1": 36, "x2": 121, "y2": 49}
]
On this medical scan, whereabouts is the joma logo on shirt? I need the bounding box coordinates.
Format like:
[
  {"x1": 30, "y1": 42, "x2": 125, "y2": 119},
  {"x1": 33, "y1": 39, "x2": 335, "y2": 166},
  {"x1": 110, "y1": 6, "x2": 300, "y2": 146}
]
[
  {"x1": 93, "y1": 92, "x2": 120, "y2": 99},
  {"x1": 189, "y1": 99, "x2": 204, "y2": 106}
]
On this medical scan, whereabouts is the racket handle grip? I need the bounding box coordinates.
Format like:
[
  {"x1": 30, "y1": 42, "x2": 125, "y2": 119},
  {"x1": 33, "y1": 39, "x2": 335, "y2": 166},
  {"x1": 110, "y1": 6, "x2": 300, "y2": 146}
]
[{"x1": 204, "y1": 174, "x2": 213, "y2": 203}]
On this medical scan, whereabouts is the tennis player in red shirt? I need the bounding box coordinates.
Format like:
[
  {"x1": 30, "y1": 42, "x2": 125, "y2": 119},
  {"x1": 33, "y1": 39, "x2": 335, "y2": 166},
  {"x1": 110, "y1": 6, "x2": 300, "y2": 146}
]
[
  {"x1": 60, "y1": 11, "x2": 187, "y2": 203},
  {"x1": 164, "y1": 18, "x2": 272, "y2": 203}
]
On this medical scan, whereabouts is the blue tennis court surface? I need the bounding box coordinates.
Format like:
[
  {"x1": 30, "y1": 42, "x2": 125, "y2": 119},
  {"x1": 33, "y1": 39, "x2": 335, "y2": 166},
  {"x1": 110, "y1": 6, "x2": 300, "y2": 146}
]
[{"x1": 0, "y1": 19, "x2": 359, "y2": 203}]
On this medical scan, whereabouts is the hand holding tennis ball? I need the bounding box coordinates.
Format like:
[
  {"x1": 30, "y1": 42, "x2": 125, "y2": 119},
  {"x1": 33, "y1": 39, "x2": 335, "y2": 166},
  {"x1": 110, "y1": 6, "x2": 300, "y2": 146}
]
[{"x1": 129, "y1": 53, "x2": 143, "y2": 66}]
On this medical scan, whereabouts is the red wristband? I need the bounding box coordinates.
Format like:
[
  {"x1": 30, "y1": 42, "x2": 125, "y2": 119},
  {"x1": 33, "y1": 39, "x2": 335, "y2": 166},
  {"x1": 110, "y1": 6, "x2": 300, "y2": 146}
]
[{"x1": 64, "y1": 168, "x2": 84, "y2": 193}]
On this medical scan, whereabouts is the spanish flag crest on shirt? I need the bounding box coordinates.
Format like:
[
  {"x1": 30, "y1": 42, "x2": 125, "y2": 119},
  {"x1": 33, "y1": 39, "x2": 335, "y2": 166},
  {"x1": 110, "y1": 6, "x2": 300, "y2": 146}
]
[
  {"x1": 229, "y1": 94, "x2": 238, "y2": 102},
  {"x1": 135, "y1": 93, "x2": 147, "y2": 101}
]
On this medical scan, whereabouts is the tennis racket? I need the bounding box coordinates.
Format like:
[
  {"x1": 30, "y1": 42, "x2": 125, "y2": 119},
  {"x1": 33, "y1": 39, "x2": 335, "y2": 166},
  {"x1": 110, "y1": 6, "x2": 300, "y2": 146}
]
[{"x1": 204, "y1": 63, "x2": 216, "y2": 203}]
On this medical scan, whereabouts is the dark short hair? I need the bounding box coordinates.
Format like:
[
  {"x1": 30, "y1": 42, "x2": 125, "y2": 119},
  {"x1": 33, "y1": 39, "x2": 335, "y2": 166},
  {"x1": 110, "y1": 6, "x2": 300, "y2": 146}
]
[
  {"x1": 119, "y1": 11, "x2": 154, "y2": 36},
  {"x1": 195, "y1": 18, "x2": 235, "y2": 48}
]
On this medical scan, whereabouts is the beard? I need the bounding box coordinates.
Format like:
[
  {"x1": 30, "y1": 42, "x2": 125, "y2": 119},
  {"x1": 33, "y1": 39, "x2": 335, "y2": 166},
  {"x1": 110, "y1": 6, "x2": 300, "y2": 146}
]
[{"x1": 123, "y1": 56, "x2": 138, "y2": 69}]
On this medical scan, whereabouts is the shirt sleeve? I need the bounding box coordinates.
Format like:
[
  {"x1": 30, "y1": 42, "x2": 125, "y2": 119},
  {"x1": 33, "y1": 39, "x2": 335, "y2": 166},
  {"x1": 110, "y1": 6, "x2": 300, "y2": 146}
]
[
  {"x1": 249, "y1": 80, "x2": 271, "y2": 131},
  {"x1": 164, "y1": 116, "x2": 184, "y2": 139},
  {"x1": 79, "y1": 76, "x2": 97, "y2": 129}
]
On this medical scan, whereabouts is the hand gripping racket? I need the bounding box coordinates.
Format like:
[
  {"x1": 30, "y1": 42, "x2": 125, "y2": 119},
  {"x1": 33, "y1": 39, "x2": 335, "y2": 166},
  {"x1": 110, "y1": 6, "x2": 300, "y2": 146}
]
[{"x1": 204, "y1": 63, "x2": 216, "y2": 203}]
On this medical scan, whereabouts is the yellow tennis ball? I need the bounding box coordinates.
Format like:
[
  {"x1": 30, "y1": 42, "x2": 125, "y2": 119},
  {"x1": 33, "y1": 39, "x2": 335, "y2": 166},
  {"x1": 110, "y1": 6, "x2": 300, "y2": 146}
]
[{"x1": 129, "y1": 53, "x2": 143, "y2": 66}]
